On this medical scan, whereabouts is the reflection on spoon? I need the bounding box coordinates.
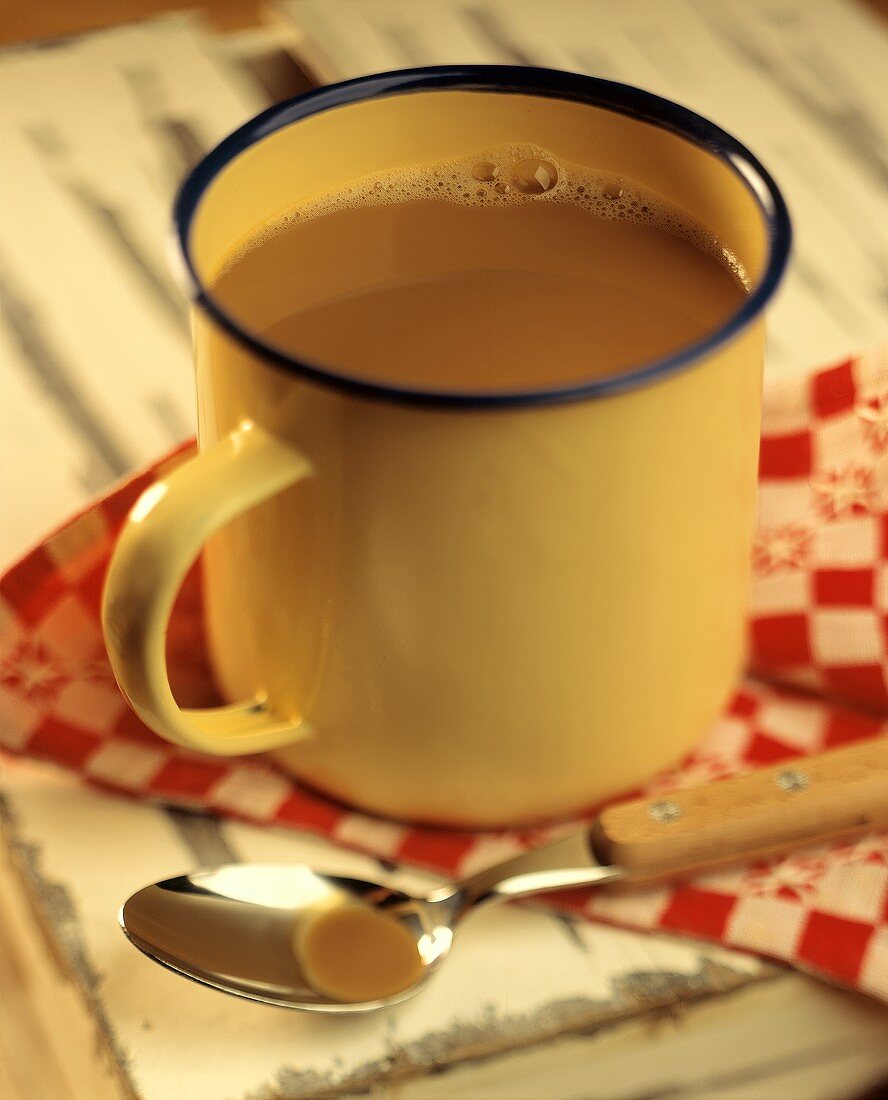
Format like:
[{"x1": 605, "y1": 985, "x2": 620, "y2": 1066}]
[{"x1": 296, "y1": 902, "x2": 425, "y2": 1003}]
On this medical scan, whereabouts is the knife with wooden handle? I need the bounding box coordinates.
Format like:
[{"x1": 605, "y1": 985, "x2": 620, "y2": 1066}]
[
  {"x1": 591, "y1": 737, "x2": 888, "y2": 882},
  {"x1": 455, "y1": 739, "x2": 888, "y2": 908}
]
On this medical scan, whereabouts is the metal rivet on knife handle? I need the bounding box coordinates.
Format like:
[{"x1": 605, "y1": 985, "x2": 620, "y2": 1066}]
[
  {"x1": 647, "y1": 799, "x2": 682, "y2": 823},
  {"x1": 775, "y1": 768, "x2": 809, "y2": 792}
]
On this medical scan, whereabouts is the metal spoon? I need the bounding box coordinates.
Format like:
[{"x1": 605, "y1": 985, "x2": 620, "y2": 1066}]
[{"x1": 121, "y1": 740, "x2": 887, "y2": 1012}]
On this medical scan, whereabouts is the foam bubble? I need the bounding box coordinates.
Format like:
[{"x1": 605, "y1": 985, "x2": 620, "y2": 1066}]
[
  {"x1": 471, "y1": 161, "x2": 500, "y2": 181},
  {"x1": 218, "y1": 143, "x2": 750, "y2": 289},
  {"x1": 511, "y1": 157, "x2": 559, "y2": 194}
]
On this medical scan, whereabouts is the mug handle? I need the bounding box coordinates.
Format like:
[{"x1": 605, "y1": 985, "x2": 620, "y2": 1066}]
[{"x1": 102, "y1": 421, "x2": 313, "y2": 755}]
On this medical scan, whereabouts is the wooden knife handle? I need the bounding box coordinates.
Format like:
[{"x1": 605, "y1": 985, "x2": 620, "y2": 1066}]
[{"x1": 591, "y1": 739, "x2": 888, "y2": 881}]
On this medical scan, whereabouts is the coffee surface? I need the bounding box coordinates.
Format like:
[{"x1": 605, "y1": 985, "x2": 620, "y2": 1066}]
[{"x1": 211, "y1": 146, "x2": 747, "y2": 393}]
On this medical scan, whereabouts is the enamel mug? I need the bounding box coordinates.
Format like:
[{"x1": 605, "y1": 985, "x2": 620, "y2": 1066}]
[{"x1": 102, "y1": 67, "x2": 790, "y2": 828}]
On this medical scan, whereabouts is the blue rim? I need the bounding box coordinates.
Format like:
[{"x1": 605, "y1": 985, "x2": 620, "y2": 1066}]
[{"x1": 174, "y1": 65, "x2": 791, "y2": 409}]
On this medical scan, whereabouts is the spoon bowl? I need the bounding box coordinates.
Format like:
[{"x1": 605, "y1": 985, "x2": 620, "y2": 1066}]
[{"x1": 120, "y1": 864, "x2": 454, "y2": 1012}]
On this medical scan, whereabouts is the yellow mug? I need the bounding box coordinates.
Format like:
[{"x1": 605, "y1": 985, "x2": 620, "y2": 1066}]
[{"x1": 102, "y1": 67, "x2": 790, "y2": 828}]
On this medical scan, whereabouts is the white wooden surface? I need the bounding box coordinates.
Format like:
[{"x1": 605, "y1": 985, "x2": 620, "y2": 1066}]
[
  {"x1": 0, "y1": 16, "x2": 265, "y2": 565},
  {"x1": 2, "y1": 6, "x2": 888, "y2": 1098}
]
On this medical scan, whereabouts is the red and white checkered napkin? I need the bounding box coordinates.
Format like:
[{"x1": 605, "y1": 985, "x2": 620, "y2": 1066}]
[{"x1": 2, "y1": 350, "x2": 887, "y2": 1000}]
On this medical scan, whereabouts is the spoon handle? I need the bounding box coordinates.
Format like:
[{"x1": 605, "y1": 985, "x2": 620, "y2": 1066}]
[{"x1": 591, "y1": 739, "x2": 888, "y2": 882}]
